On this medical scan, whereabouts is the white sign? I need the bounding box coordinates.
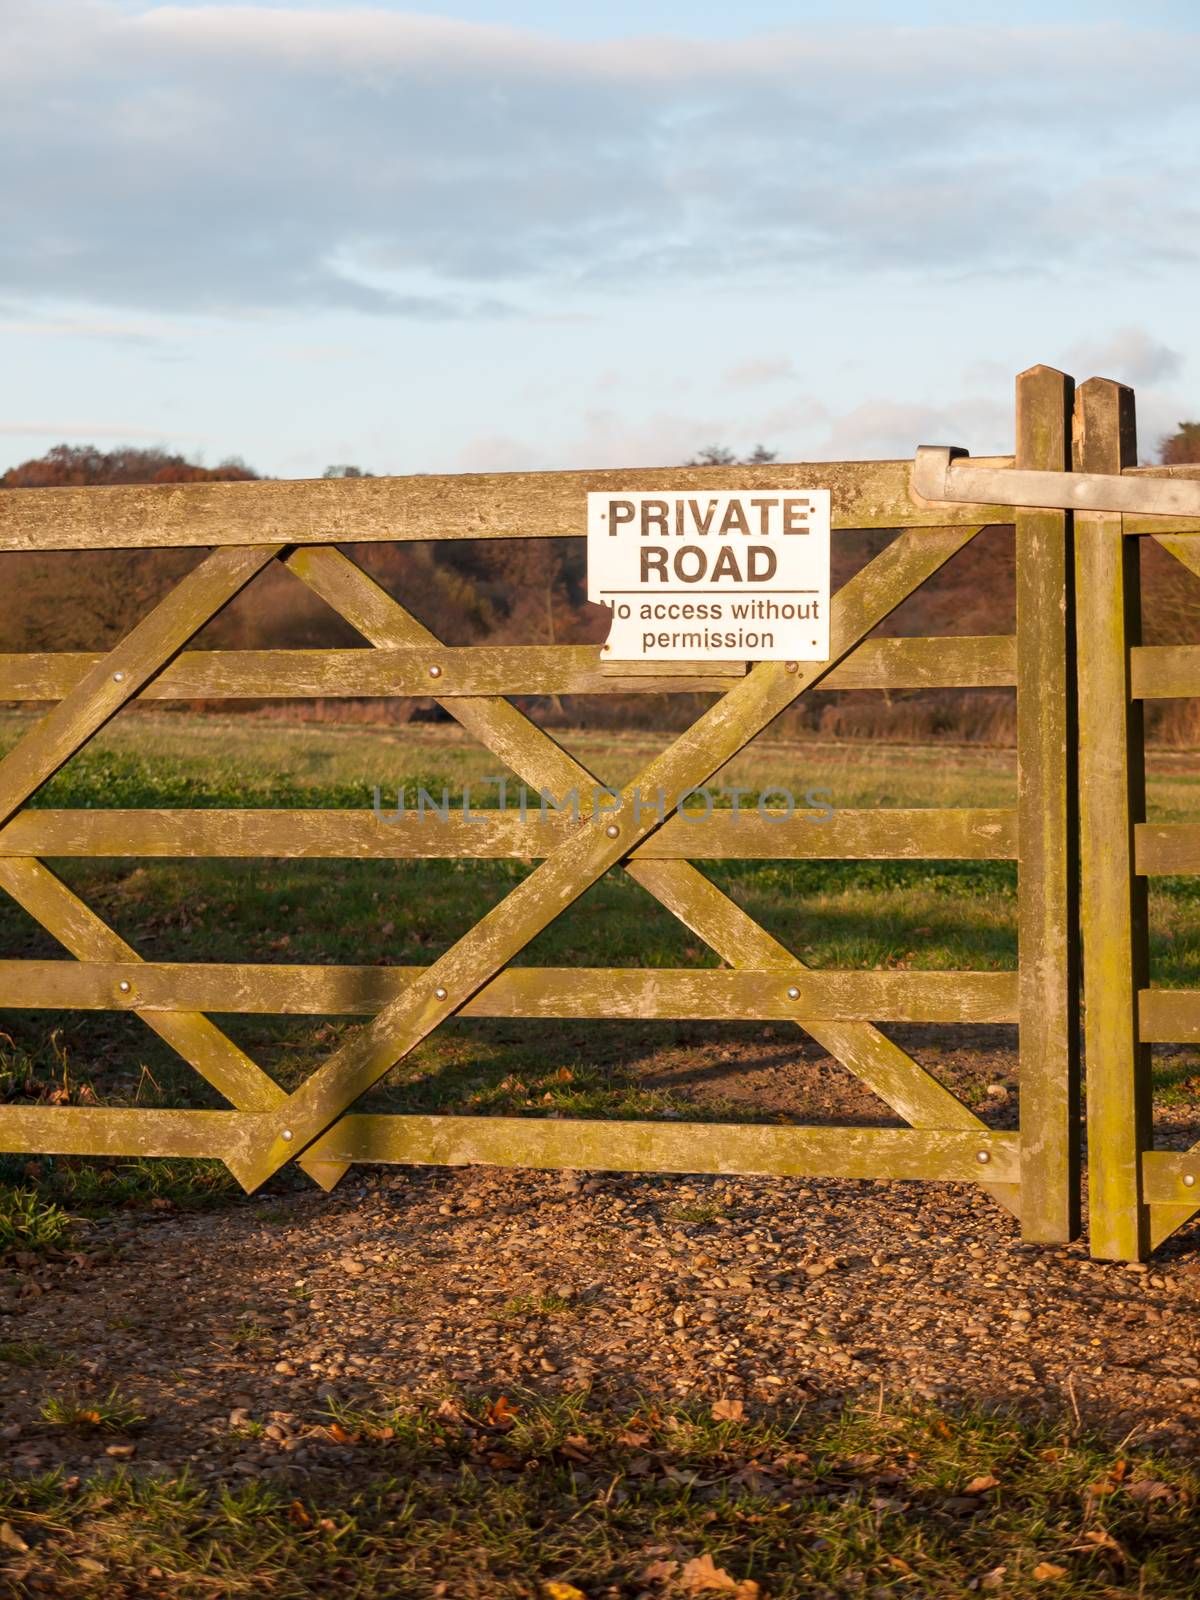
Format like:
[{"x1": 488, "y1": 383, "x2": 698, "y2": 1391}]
[{"x1": 587, "y1": 490, "x2": 830, "y2": 662}]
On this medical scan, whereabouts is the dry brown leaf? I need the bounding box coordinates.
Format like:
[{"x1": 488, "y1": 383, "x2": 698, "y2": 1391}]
[
  {"x1": 965, "y1": 1474, "x2": 1000, "y2": 1494},
  {"x1": 486, "y1": 1395, "x2": 519, "y2": 1430},
  {"x1": 0, "y1": 1523, "x2": 29, "y2": 1554},
  {"x1": 1126, "y1": 1478, "x2": 1173, "y2": 1505},
  {"x1": 542, "y1": 1583, "x2": 587, "y2": 1600},
  {"x1": 76, "y1": 1558, "x2": 106, "y2": 1574},
  {"x1": 327, "y1": 1421, "x2": 356, "y2": 1445},
  {"x1": 980, "y1": 1566, "x2": 1007, "y2": 1591},
  {"x1": 1080, "y1": 1529, "x2": 1125, "y2": 1558},
  {"x1": 640, "y1": 1558, "x2": 679, "y2": 1582},
  {"x1": 711, "y1": 1398, "x2": 746, "y2": 1423},
  {"x1": 1033, "y1": 1561, "x2": 1068, "y2": 1581},
  {"x1": 558, "y1": 1434, "x2": 592, "y2": 1463},
  {"x1": 288, "y1": 1500, "x2": 312, "y2": 1529},
  {"x1": 679, "y1": 1551, "x2": 759, "y2": 1595}
]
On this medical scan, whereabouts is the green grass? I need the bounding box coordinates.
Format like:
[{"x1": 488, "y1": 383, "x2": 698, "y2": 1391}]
[
  {"x1": 38, "y1": 1385, "x2": 146, "y2": 1434},
  {"x1": 0, "y1": 1396, "x2": 1197, "y2": 1597},
  {"x1": 0, "y1": 1186, "x2": 74, "y2": 1258}
]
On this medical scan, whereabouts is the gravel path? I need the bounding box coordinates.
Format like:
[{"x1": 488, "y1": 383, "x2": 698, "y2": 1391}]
[{"x1": 2, "y1": 1155, "x2": 1197, "y2": 1485}]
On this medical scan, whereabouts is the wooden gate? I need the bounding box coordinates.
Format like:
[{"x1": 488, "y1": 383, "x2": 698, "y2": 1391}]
[
  {"x1": 1074, "y1": 377, "x2": 1200, "y2": 1259},
  {"x1": 0, "y1": 367, "x2": 1081, "y2": 1240}
]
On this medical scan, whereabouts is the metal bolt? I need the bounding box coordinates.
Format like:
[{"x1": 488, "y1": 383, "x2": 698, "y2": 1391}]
[
  {"x1": 785, "y1": 660, "x2": 799, "y2": 673},
  {"x1": 112, "y1": 670, "x2": 126, "y2": 683},
  {"x1": 281, "y1": 1129, "x2": 294, "y2": 1142},
  {"x1": 428, "y1": 664, "x2": 442, "y2": 679},
  {"x1": 1185, "y1": 1173, "x2": 1196, "y2": 1188},
  {"x1": 786, "y1": 985, "x2": 801, "y2": 1000},
  {"x1": 435, "y1": 985, "x2": 448, "y2": 1000},
  {"x1": 605, "y1": 823, "x2": 620, "y2": 838},
  {"x1": 976, "y1": 1150, "x2": 991, "y2": 1165},
  {"x1": 117, "y1": 979, "x2": 132, "y2": 994}
]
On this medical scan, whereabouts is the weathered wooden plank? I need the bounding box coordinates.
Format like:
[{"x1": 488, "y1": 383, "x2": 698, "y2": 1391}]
[
  {"x1": 1014, "y1": 365, "x2": 1080, "y2": 1244},
  {"x1": 228, "y1": 523, "x2": 989, "y2": 1192},
  {"x1": 305, "y1": 1116, "x2": 1021, "y2": 1184},
  {"x1": 1134, "y1": 825, "x2": 1200, "y2": 875},
  {"x1": 1138, "y1": 988, "x2": 1200, "y2": 1042},
  {"x1": 0, "y1": 857, "x2": 341, "y2": 1189},
  {"x1": 0, "y1": 1105, "x2": 251, "y2": 1159},
  {"x1": 1141, "y1": 1149, "x2": 1200, "y2": 1205},
  {"x1": 289, "y1": 545, "x2": 1020, "y2": 1214},
  {"x1": 0, "y1": 634, "x2": 1018, "y2": 702},
  {"x1": 0, "y1": 806, "x2": 1018, "y2": 862},
  {"x1": 0, "y1": 960, "x2": 1020, "y2": 1024},
  {"x1": 0, "y1": 461, "x2": 1012, "y2": 552},
  {"x1": 0, "y1": 545, "x2": 280, "y2": 832},
  {"x1": 1129, "y1": 646, "x2": 1200, "y2": 700},
  {"x1": 1074, "y1": 378, "x2": 1152, "y2": 1261},
  {"x1": 0, "y1": 1103, "x2": 1019, "y2": 1184},
  {"x1": 1153, "y1": 532, "x2": 1200, "y2": 575}
]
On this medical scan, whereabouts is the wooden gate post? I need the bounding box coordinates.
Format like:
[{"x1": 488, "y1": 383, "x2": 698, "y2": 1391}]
[
  {"x1": 1074, "y1": 377, "x2": 1153, "y2": 1260},
  {"x1": 1015, "y1": 365, "x2": 1081, "y2": 1241}
]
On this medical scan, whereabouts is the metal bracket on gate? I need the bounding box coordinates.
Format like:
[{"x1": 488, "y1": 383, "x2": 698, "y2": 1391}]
[{"x1": 911, "y1": 446, "x2": 1200, "y2": 518}]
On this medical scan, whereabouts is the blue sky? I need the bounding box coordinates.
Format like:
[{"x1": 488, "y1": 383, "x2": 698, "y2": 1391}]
[{"x1": 3, "y1": 1, "x2": 1198, "y2": 477}]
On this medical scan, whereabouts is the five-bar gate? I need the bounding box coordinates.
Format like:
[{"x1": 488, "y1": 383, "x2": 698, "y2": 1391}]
[{"x1": 0, "y1": 365, "x2": 1197, "y2": 1257}]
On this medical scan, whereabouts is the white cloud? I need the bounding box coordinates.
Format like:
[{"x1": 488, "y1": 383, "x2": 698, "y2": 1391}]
[
  {"x1": 1067, "y1": 325, "x2": 1185, "y2": 386},
  {"x1": 0, "y1": 418, "x2": 211, "y2": 442},
  {"x1": 1, "y1": 7, "x2": 1198, "y2": 322},
  {"x1": 721, "y1": 357, "x2": 797, "y2": 389}
]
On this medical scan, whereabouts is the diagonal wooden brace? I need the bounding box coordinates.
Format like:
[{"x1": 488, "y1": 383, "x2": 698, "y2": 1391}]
[
  {"x1": 288, "y1": 544, "x2": 1019, "y2": 1216},
  {"x1": 223, "y1": 522, "x2": 991, "y2": 1193}
]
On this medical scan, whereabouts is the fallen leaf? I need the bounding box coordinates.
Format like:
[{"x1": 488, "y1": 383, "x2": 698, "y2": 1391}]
[
  {"x1": 558, "y1": 1434, "x2": 592, "y2": 1463},
  {"x1": 1033, "y1": 1561, "x2": 1068, "y2": 1581},
  {"x1": 327, "y1": 1421, "x2": 356, "y2": 1445},
  {"x1": 640, "y1": 1558, "x2": 679, "y2": 1582},
  {"x1": 965, "y1": 1474, "x2": 1000, "y2": 1494},
  {"x1": 288, "y1": 1500, "x2": 312, "y2": 1528},
  {"x1": 1126, "y1": 1478, "x2": 1173, "y2": 1505},
  {"x1": 711, "y1": 1398, "x2": 746, "y2": 1423},
  {"x1": 980, "y1": 1566, "x2": 1007, "y2": 1591},
  {"x1": 0, "y1": 1523, "x2": 29, "y2": 1554},
  {"x1": 486, "y1": 1395, "x2": 519, "y2": 1430},
  {"x1": 542, "y1": 1583, "x2": 586, "y2": 1600},
  {"x1": 1080, "y1": 1529, "x2": 1125, "y2": 1558},
  {"x1": 679, "y1": 1551, "x2": 759, "y2": 1595},
  {"x1": 77, "y1": 1558, "x2": 106, "y2": 1574}
]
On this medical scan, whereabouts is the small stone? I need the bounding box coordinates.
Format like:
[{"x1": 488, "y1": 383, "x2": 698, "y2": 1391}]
[
  {"x1": 229, "y1": 1407, "x2": 252, "y2": 1428},
  {"x1": 274, "y1": 1360, "x2": 296, "y2": 1375},
  {"x1": 339, "y1": 1258, "x2": 366, "y2": 1276},
  {"x1": 105, "y1": 1443, "x2": 136, "y2": 1458}
]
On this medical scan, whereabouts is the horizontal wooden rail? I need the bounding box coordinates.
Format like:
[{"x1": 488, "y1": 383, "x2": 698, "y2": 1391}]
[
  {"x1": 0, "y1": 460, "x2": 1014, "y2": 551},
  {"x1": 1134, "y1": 825, "x2": 1200, "y2": 875},
  {"x1": 1138, "y1": 988, "x2": 1200, "y2": 1042},
  {"x1": 4, "y1": 458, "x2": 1197, "y2": 554},
  {"x1": 0, "y1": 635, "x2": 1018, "y2": 701},
  {"x1": 0, "y1": 807, "x2": 1018, "y2": 861},
  {"x1": 0, "y1": 1105, "x2": 1021, "y2": 1183},
  {"x1": 1130, "y1": 645, "x2": 1200, "y2": 700},
  {"x1": 0, "y1": 961, "x2": 1020, "y2": 1023}
]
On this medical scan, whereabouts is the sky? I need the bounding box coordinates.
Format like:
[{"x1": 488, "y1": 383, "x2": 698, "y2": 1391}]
[{"x1": 2, "y1": 1, "x2": 1198, "y2": 478}]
